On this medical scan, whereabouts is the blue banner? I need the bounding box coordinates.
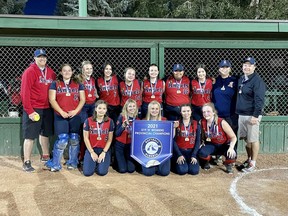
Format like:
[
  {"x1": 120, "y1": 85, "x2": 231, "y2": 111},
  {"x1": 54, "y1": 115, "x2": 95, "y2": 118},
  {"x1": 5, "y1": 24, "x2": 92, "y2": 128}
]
[{"x1": 131, "y1": 120, "x2": 174, "y2": 168}]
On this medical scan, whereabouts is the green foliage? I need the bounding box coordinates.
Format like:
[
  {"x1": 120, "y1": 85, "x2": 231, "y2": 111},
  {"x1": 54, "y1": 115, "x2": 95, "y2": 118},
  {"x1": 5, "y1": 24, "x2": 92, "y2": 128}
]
[{"x1": 0, "y1": 0, "x2": 27, "y2": 14}]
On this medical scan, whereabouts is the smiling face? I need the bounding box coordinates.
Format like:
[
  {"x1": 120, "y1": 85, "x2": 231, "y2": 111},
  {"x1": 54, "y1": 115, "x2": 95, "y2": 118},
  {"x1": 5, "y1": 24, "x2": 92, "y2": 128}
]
[
  {"x1": 82, "y1": 64, "x2": 93, "y2": 78},
  {"x1": 127, "y1": 102, "x2": 137, "y2": 115},
  {"x1": 104, "y1": 64, "x2": 113, "y2": 78},
  {"x1": 181, "y1": 106, "x2": 192, "y2": 120},
  {"x1": 125, "y1": 68, "x2": 136, "y2": 82},
  {"x1": 61, "y1": 65, "x2": 73, "y2": 81},
  {"x1": 202, "y1": 105, "x2": 215, "y2": 121},
  {"x1": 95, "y1": 103, "x2": 107, "y2": 117},
  {"x1": 149, "y1": 65, "x2": 159, "y2": 79},
  {"x1": 173, "y1": 70, "x2": 184, "y2": 80},
  {"x1": 149, "y1": 104, "x2": 160, "y2": 118},
  {"x1": 34, "y1": 55, "x2": 47, "y2": 68},
  {"x1": 219, "y1": 67, "x2": 231, "y2": 78},
  {"x1": 242, "y1": 62, "x2": 256, "y2": 76},
  {"x1": 197, "y1": 68, "x2": 206, "y2": 80}
]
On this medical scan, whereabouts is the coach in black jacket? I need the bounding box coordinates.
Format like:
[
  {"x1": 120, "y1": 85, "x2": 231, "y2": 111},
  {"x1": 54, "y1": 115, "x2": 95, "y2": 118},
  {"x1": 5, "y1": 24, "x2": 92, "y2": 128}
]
[{"x1": 236, "y1": 57, "x2": 267, "y2": 173}]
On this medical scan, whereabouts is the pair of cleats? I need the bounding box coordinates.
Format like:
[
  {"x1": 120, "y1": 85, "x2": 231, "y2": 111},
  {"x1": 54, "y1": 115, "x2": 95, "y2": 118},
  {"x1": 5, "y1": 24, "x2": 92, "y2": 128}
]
[
  {"x1": 203, "y1": 161, "x2": 233, "y2": 174},
  {"x1": 236, "y1": 160, "x2": 256, "y2": 172}
]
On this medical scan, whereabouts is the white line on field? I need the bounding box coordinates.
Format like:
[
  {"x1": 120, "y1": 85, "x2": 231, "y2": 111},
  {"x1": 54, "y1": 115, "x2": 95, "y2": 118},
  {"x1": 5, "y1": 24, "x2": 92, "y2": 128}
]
[{"x1": 230, "y1": 167, "x2": 288, "y2": 216}]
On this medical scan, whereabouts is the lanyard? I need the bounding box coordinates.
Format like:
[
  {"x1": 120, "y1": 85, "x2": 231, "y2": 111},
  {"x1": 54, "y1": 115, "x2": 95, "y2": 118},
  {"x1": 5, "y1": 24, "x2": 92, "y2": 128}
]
[
  {"x1": 85, "y1": 78, "x2": 92, "y2": 94},
  {"x1": 64, "y1": 81, "x2": 70, "y2": 94},
  {"x1": 175, "y1": 78, "x2": 182, "y2": 90},
  {"x1": 150, "y1": 78, "x2": 157, "y2": 95},
  {"x1": 96, "y1": 121, "x2": 103, "y2": 137},
  {"x1": 207, "y1": 119, "x2": 218, "y2": 138},
  {"x1": 198, "y1": 80, "x2": 206, "y2": 96},
  {"x1": 105, "y1": 76, "x2": 112, "y2": 93},
  {"x1": 40, "y1": 68, "x2": 47, "y2": 84},
  {"x1": 125, "y1": 82, "x2": 133, "y2": 97},
  {"x1": 184, "y1": 121, "x2": 191, "y2": 137}
]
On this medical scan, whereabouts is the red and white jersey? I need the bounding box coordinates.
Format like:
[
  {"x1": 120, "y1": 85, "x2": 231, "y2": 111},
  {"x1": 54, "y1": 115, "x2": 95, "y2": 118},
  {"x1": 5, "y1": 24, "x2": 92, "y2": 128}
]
[
  {"x1": 165, "y1": 75, "x2": 190, "y2": 106},
  {"x1": 142, "y1": 79, "x2": 164, "y2": 103},
  {"x1": 201, "y1": 117, "x2": 229, "y2": 145},
  {"x1": 120, "y1": 79, "x2": 142, "y2": 107},
  {"x1": 21, "y1": 63, "x2": 56, "y2": 114},
  {"x1": 175, "y1": 120, "x2": 198, "y2": 149},
  {"x1": 191, "y1": 78, "x2": 213, "y2": 107},
  {"x1": 50, "y1": 80, "x2": 84, "y2": 115},
  {"x1": 84, "y1": 117, "x2": 114, "y2": 149},
  {"x1": 97, "y1": 75, "x2": 120, "y2": 106},
  {"x1": 115, "y1": 115, "x2": 139, "y2": 144},
  {"x1": 83, "y1": 77, "x2": 97, "y2": 104}
]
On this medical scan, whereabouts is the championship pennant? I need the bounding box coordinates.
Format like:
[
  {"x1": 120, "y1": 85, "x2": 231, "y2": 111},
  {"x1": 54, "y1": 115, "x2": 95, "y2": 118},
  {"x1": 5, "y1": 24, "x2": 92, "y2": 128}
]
[{"x1": 131, "y1": 120, "x2": 173, "y2": 168}]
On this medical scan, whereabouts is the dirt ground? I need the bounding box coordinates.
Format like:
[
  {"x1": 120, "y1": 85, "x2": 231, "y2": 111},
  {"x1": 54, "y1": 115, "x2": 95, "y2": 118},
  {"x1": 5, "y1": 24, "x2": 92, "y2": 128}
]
[{"x1": 0, "y1": 153, "x2": 287, "y2": 216}]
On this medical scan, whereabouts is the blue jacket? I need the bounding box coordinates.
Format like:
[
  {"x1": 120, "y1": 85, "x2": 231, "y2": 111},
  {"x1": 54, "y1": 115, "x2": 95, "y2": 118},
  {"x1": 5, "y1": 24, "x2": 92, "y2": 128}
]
[
  {"x1": 236, "y1": 72, "x2": 266, "y2": 117},
  {"x1": 212, "y1": 75, "x2": 238, "y2": 118}
]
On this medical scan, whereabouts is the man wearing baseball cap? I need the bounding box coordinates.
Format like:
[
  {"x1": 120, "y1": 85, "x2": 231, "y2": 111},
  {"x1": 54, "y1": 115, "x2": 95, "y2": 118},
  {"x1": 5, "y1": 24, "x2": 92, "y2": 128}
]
[
  {"x1": 236, "y1": 57, "x2": 266, "y2": 172},
  {"x1": 164, "y1": 64, "x2": 190, "y2": 120},
  {"x1": 21, "y1": 49, "x2": 56, "y2": 172}
]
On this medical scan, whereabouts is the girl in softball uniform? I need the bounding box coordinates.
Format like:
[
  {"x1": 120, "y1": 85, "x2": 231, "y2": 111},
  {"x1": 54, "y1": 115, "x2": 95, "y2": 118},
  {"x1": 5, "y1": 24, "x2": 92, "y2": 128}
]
[
  {"x1": 96, "y1": 62, "x2": 121, "y2": 124},
  {"x1": 191, "y1": 64, "x2": 213, "y2": 121},
  {"x1": 172, "y1": 104, "x2": 200, "y2": 175},
  {"x1": 45, "y1": 64, "x2": 85, "y2": 171},
  {"x1": 141, "y1": 64, "x2": 165, "y2": 119},
  {"x1": 119, "y1": 67, "x2": 142, "y2": 117},
  {"x1": 198, "y1": 102, "x2": 237, "y2": 174},
  {"x1": 83, "y1": 100, "x2": 115, "y2": 176},
  {"x1": 115, "y1": 99, "x2": 139, "y2": 173}
]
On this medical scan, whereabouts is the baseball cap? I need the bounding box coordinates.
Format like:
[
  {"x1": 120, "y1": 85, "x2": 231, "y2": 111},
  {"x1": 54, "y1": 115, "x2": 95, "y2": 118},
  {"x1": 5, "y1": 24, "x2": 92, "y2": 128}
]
[
  {"x1": 219, "y1": 60, "x2": 231, "y2": 68},
  {"x1": 173, "y1": 64, "x2": 184, "y2": 71},
  {"x1": 243, "y1": 57, "x2": 256, "y2": 65},
  {"x1": 34, "y1": 49, "x2": 47, "y2": 57}
]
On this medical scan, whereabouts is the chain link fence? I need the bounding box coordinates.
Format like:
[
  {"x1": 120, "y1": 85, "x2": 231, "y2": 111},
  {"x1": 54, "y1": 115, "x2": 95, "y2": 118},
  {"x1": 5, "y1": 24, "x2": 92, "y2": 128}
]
[
  {"x1": 0, "y1": 46, "x2": 150, "y2": 117},
  {"x1": 1, "y1": 45, "x2": 287, "y2": 117},
  {"x1": 164, "y1": 48, "x2": 288, "y2": 116}
]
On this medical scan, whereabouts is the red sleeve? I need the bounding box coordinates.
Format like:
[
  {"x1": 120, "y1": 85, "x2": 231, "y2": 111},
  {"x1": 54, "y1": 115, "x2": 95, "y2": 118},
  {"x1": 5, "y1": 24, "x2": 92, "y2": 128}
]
[{"x1": 20, "y1": 67, "x2": 35, "y2": 115}]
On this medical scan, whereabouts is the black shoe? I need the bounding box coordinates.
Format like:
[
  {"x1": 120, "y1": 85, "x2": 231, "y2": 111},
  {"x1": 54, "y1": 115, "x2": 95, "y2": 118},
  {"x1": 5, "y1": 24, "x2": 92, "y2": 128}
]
[
  {"x1": 203, "y1": 161, "x2": 210, "y2": 170},
  {"x1": 236, "y1": 160, "x2": 250, "y2": 171},
  {"x1": 23, "y1": 160, "x2": 35, "y2": 172},
  {"x1": 225, "y1": 164, "x2": 233, "y2": 174}
]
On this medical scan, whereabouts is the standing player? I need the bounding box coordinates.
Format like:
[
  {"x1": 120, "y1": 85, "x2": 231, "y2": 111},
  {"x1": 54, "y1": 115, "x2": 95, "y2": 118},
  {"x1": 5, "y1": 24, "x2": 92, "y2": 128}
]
[
  {"x1": 164, "y1": 64, "x2": 190, "y2": 121},
  {"x1": 45, "y1": 64, "x2": 85, "y2": 171},
  {"x1": 21, "y1": 49, "x2": 56, "y2": 172},
  {"x1": 77, "y1": 61, "x2": 98, "y2": 162},
  {"x1": 82, "y1": 100, "x2": 115, "y2": 176},
  {"x1": 141, "y1": 64, "x2": 165, "y2": 119},
  {"x1": 96, "y1": 62, "x2": 121, "y2": 124},
  {"x1": 119, "y1": 67, "x2": 142, "y2": 116},
  {"x1": 172, "y1": 104, "x2": 200, "y2": 175},
  {"x1": 236, "y1": 57, "x2": 266, "y2": 172},
  {"x1": 198, "y1": 103, "x2": 237, "y2": 174},
  {"x1": 114, "y1": 99, "x2": 139, "y2": 173},
  {"x1": 191, "y1": 64, "x2": 213, "y2": 121}
]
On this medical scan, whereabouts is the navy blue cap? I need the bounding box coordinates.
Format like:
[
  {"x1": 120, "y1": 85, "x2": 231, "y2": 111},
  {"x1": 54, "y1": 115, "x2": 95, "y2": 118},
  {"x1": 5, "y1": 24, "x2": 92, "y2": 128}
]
[
  {"x1": 243, "y1": 57, "x2": 256, "y2": 65},
  {"x1": 173, "y1": 64, "x2": 184, "y2": 71},
  {"x1": 34, "y1": 49, "x2": 47, "y2": 57},
  {"x1": 219, "y1": 60, "x2": 231, "y2": 68}
]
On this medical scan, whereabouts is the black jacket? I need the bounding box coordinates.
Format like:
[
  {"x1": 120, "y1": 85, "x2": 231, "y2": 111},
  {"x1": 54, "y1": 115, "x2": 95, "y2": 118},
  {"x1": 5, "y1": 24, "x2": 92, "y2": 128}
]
[{"x1": 236, "y1": 72, "x2": 267, "y2": 117}]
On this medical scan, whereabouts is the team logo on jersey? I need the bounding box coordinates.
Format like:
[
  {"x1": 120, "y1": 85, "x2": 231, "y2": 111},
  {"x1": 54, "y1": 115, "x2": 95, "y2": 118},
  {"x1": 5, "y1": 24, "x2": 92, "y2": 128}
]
[{"x1": 141, "y1": 138, "x2": 162, "y2": 158}]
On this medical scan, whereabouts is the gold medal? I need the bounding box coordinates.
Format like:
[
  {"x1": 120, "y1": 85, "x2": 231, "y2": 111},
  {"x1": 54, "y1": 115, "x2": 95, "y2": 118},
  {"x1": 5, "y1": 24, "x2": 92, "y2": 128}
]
[
  {"x1": 66, "y1": 93, "x2": 71, "y2": 96},
  {"x1": 106, "y1": 92, "x2": 109, "y2": 95},
  {"x1": 177, "y1": 90, "x2": 181, "y2": 94},
  {"x1": 88, "y1": 94, "x2": 92, "y2": 97},
  {"x1": 97, "y1": 136, "x2": 102, "y2": 140},
  {"x1": 151, "y1": 95, "x2": 155, "y2": 99},
  {"x1": 128, "y1": 135, "x2": 131, "y2": 138},
  {"x1": 206, "y1": 137, "x2": 211, "y2": 142},
  {"x1": 185, "y1": 137, "x2": 189, "y2": 142}
]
